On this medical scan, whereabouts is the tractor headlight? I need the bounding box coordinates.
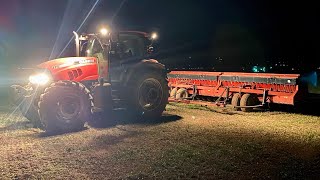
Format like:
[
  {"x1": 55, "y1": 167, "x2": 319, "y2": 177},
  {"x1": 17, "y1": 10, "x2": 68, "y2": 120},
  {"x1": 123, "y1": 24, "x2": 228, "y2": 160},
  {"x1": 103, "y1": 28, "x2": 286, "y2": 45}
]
[{"x1": 29, "y1": 73, "x2": 51, "y2": 85}]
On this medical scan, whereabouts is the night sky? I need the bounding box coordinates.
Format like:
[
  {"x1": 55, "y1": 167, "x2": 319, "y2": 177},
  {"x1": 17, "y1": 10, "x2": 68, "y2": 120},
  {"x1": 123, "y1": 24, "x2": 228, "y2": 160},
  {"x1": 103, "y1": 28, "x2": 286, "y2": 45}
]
[{"x1": 0, "y1": 0, "x2": 319, "y2": 72}]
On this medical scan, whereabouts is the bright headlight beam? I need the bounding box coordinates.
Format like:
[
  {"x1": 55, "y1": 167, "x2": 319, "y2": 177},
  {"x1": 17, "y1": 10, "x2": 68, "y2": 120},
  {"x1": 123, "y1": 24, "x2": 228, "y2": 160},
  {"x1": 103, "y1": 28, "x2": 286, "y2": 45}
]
[
  {"x1": 29, "y1": 74, "x2": 50, "y2": 85},
  {"x1": 57, "y1": 0, "x2": 101, "y2": 58},
  {"x1": 111, "y1": 0, "x2": 127, "y2": 24}
]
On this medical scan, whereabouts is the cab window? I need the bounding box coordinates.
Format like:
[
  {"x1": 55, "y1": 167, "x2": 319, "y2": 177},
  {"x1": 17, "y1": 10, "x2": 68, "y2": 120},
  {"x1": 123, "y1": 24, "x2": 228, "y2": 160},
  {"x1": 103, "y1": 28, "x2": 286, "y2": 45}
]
[
  {"x1": 86, "y1": 39, "x2": 103, "y2": 57},
  {"x1": 118, "y1": 34, "x2": 146, "y2": 59}
]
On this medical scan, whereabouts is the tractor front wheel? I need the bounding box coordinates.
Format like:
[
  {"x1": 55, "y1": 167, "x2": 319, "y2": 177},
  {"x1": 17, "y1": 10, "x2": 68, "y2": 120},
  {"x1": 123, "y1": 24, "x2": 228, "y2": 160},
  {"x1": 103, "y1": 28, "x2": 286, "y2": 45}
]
[{"x1": 38, "y1": 81, "x2": 93, "y2": 133}]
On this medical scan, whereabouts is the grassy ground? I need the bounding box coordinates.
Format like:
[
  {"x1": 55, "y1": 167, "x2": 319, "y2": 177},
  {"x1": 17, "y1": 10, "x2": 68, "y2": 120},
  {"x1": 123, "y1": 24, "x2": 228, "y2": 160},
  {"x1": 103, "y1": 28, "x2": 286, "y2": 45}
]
[{"x1": 1, "y1": 103, "x2": 320, "y2": 179}]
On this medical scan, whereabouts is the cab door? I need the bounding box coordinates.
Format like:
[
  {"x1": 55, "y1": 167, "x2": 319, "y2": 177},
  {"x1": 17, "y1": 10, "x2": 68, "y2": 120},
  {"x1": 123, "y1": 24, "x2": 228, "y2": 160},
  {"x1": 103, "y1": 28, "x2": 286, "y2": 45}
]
[{"x1": 109, "y1": 42, "x2": 125, "y2": 83}]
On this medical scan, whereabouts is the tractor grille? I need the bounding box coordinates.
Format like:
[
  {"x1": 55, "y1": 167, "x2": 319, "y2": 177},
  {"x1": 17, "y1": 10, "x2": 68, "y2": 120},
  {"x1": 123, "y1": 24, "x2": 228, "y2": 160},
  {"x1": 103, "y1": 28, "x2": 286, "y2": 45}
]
[{"x1": 68, "y1": 69, "x2": 83, "y2": 80}]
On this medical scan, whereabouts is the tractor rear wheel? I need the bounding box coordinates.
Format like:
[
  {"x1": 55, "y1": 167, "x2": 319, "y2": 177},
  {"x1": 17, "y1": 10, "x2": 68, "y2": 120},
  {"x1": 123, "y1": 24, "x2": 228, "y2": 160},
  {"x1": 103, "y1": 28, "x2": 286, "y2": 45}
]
[
  {"x1": 38, "y1": 81, "x2": 93, "y2": 133},
  {"x1": 231, "y1": 93, "x2": 241, "y2": 111},
  {"x1": 129, "y1": 72, "x2": 168, "y2": 119}
]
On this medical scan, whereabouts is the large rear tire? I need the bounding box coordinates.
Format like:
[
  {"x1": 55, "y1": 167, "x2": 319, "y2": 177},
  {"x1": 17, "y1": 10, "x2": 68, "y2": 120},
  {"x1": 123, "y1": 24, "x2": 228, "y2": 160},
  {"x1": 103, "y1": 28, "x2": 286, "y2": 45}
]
[
  {"x1": 129, "y1": 72, "x2": 168, "y2": 119},
  {"x1": 38, "y1": 81, "x2": 93, "y2": 133}
]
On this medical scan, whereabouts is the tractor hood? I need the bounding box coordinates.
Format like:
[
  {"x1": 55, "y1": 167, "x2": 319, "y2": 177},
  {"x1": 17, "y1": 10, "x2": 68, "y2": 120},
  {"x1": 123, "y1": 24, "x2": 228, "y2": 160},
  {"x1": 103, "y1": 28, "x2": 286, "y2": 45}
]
[
  {"x1": 36, "y1": 57, "x2": 98, "y2": 82},
  {"x1": 37, "y1": 57, "x2": 97, "y2": 71}
]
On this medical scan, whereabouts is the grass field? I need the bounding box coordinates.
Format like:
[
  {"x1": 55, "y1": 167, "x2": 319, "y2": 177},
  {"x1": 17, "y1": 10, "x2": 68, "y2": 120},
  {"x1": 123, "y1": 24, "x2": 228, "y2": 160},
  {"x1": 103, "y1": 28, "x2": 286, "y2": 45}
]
[{"x1": 1, "y1": 103, "x2": 320, "y2": 179}]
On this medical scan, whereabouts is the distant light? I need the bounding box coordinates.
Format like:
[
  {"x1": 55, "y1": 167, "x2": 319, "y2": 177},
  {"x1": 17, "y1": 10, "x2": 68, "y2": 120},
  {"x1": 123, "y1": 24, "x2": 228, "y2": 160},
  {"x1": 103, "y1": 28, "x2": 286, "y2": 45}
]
[
  {"x1": 86, "y1": 50, "x2": 90, "y2": 54},
  {"x1": 252, "y1": 66, "x2": 266, "y2": 73},
  {"x1": 100, "y1": 28, "x2": 109, "y2": 36}
]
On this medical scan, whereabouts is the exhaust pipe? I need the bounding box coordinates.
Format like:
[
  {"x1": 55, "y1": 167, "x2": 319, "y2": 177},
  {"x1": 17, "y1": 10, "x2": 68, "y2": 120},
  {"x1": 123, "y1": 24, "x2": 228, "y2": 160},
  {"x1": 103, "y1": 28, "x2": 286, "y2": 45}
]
[{"x1": 73, "y1": 31, "x2": 80, "y2": 57}]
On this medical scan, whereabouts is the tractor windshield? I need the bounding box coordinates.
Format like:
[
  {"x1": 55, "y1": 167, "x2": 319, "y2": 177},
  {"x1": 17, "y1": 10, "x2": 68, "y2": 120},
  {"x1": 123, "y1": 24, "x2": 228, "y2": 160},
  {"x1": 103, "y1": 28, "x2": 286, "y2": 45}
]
[
  {"x1": 82, "y1": 37, "x2": 108, "y2": 78},
  {"x1": 80, "y1": 32, "x2": 152, "y2": 61},
  {"x1": 84, "y1": 38, "x2": 104, "y2": 58}
]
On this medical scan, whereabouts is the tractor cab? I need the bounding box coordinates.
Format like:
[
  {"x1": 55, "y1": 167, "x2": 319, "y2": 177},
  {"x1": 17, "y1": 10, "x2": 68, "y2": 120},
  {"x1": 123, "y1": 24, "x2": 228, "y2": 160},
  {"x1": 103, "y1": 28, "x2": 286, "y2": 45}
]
[{"x1": 75, "y1": 30, "x2": 156, "y2": 82}]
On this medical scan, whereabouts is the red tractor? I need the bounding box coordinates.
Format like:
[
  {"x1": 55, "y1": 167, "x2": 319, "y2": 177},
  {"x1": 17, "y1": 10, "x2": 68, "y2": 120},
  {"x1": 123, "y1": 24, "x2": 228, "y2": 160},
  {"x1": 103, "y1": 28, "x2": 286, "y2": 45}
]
[{"x1": 10, "y1": 29, "x2": 168, "y2": 133}]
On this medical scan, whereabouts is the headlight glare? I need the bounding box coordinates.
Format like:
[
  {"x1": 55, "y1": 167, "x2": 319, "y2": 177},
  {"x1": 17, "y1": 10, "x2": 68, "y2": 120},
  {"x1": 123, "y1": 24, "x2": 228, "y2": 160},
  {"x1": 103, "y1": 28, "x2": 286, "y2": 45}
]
[{"x1": 29, "y1": 73, "x2": 50, "y2": 85}]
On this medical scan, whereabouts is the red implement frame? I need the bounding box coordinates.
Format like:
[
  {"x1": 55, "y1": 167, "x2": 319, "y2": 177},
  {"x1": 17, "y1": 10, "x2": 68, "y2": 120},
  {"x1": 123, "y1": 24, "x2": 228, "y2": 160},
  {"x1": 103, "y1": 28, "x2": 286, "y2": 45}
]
[{"x1": 168, "y1": 71, "x2": 302, "y2": 106}]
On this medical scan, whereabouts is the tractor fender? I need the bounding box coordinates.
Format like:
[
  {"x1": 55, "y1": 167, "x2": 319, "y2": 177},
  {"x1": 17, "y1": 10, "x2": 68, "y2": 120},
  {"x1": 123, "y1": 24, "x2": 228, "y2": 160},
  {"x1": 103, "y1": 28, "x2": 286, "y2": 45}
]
[{"x1": 122, "y1": 59, "x2": 167, "y2": 86}]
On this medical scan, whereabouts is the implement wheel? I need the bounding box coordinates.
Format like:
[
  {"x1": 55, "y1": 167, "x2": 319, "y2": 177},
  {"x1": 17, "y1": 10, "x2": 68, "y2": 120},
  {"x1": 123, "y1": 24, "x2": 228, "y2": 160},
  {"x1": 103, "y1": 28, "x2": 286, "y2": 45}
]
[
  {"x1": 175, "y1": 88, "x2": 188, "y2": 100},
  {"x1": 170, "y1": 87, "x2": 178, "y2": 99},
  {"x1": 240, "y1": 94, "x2": 255, "y2": 112},
  {"x1": 231, "y1": 93, "x2": 241, "y2": 111},
  {"x1": 38, "y1": 81, "x2": 93, "y2": 133}
]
